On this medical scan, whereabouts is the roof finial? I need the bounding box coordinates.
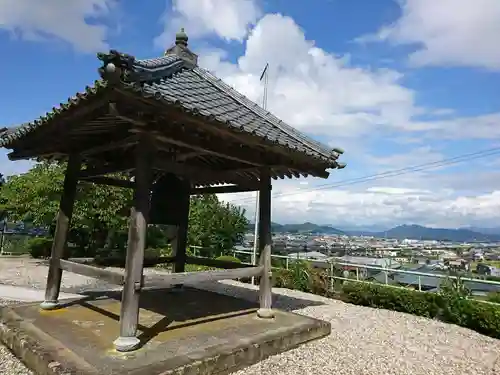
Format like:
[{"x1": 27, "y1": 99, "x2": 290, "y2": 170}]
[
  {"x1": 175, "y1": 27, "x2": 188, "y2": 46},
  {"x1": 164, "y1": 27, "x2": 197, "y2": 66}
]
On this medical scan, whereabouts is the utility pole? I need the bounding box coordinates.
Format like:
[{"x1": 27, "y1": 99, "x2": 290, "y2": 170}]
[{"x1": 252, "y1": 63, "x2": 269, "y2": 285}]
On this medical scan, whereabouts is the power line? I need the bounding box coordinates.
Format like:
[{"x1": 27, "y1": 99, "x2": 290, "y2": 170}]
[{"x1": 228, "y1": 145, "x2": 500, "y2": 204}]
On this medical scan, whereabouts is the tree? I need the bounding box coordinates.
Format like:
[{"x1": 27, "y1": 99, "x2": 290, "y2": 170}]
[
  {"x1": 0, "y1": 162, "x2": 133, "y2": 254},
  {"x1": 0, "y1": 162, "x2": 248, "y2": 257},
  {"x1": 188, "y1": 194, "x2": 248, "y2": 256},
  {"x1": 0, "y1": 172, "x2": 6, "y2": 221}
]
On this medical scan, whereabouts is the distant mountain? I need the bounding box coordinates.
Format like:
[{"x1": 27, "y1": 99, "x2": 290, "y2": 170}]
[
  {"x1": 336, "y1": 224, "x2": 390, "y2": 233},
  {"x1": 247, "y1": 222, "x2": 345, "y2": 235},
  {"x1": 248, "y1": 222, "x2": 500, "y2": 242},
  {"x1": 370, "y1": 224, "x2": 500, "y2": 242},
  {"x1": 462, "y1": 227, "x2": 500, "y2": 236},
  {"x1": 344, "y1": 229, "x2": 380, "y2": 237}
]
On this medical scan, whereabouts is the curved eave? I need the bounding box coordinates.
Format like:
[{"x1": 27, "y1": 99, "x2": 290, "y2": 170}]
[{"x1": 0, "y1": 80, "x2": 108, "y2": 149}]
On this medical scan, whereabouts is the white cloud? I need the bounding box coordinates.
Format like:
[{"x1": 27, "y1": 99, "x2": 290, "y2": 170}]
[
  {"x1": 369, "y1": 146, "x2": 444, "y2": 169},
  {"x1": 360, "y1": 0, "x2": 500, "y2": 70},
  {"x1": 171, "y1": 7, "x2": 500, "y2": 228},
  {"x1": 411, "y1": 113, "x2": 500, "y2": 140},
  {"x1": 199, "y1": 13, "x2": 418, "y2": 139},
  {"x1": 155, "y1": 0, "x2": 261, "y2": 49},
  {"x1": 221, "y1": 182, "x2": 500, "y2": 229},
  {"x1": 3, "y1": 0, "x2": 498, "y2": 230},
  {"x1": 0, "y1": 0, "x2": 116, "y2": 52}
]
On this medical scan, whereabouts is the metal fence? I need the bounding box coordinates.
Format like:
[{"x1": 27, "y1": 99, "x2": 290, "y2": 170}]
[
  {"x1": 0, "y1": 232, "x2": 34, "y2": 256},
  {"x1": 228, "y1": 248, "x2": 500, "y2": 297}
]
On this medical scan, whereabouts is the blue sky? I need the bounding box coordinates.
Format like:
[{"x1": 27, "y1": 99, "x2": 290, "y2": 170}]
[{"x1": 1, "y1": 0, "x2": 499, "y2": 229}]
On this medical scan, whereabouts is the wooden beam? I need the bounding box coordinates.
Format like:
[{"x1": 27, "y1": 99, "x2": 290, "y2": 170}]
[
  {"x1": 257, "y1": 167, "x2": 274, "y2": 319},
  {"x1": 142, "y1": 266, "x2": 264, "y2": 288},
  {"x1": 41, "y1": 155, "x2": 81, "y2": 310},
  {"x1": 122, "y1": 112, "x2": 261, "y2": 167},
  {"x1": 120, "y1": 110, "x2": 270, "y2": 168},
  {"x1": 185, "y1": 256, "x2": 254, "y2": 269},
  {"x1": 176, "y1": 151, "x2": 205, "y2": 161},
  {"x1": 79, "y1": 164, "x2": 133, "y2": 178},
  {"x1": 58, "y1": 259, "x2": 125, "y2": 285},
  {"x1": 81, "y1": 136, "x2": 138, "y2": 157},
  {"x1": 7, "y1": 131, "x2": 133, "y2": 161},
  {"x1": 80, "y1": 176, "x2": 134, "y2": 189},
  {"x1": 153, "y1": 133, "x2": 262, "y2": 167},
  {"x1": 190, "y1": 184, "x2": 260, "y2": 195},
  {"x1": 172, "y1": 184, "x2": 190, "y2": 274},
  {"x1": 152, "y1": 159, "x2": 259, "y2": 186}
]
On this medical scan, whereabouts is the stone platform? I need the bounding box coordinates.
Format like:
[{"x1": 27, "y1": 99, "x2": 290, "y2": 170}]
[{"x1": 0, "y1": 287, "x2": 331, "y2": 375}]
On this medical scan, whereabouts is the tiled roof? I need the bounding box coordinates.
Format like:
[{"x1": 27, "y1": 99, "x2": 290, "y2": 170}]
[
  {"x1": 1, "y1": 49, "x2": 344, "y2": 169},
  {"x1": 0, "y1": 82, "x2": 107, "y2": 147}
]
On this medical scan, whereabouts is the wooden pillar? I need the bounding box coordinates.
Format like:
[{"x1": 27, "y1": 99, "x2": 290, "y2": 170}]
[
  {"x1": 40, "y1": 155, "x2": 81, "y2": 310},
  {"x1": 257, "y1": 167, "x2": 274, "y2": 319},
  {"x1": 171, "y1": 180, "x2": 190, "y2": 291},
  {"x1": 113, "y1": 137, "x2": 152, "y2": 352},
  {"x1": 173, "y1": 181, "x2": 190, "y2": 273}
]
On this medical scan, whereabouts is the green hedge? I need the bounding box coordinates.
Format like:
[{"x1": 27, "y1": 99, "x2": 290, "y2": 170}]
[
  {"x1": 28, "y1": 237, "x2": 53, "y2": 259},
  {"x1": 94, "y1": 247, "x2": 167, "y2": 267},
  {"x1": 273, "y1": 267, "x2": 500, "y2": 339},
  {"x1": 93, "y1": 247, "x2": 195, "y2": 267},
  {"x1": 340, "y1": 282, "x2": 442, "y2": 318}
]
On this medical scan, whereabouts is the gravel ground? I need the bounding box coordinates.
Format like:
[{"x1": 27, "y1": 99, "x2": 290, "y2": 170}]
[{"x1": 0, "y1": 257, "x2": 499, "y2": 375}]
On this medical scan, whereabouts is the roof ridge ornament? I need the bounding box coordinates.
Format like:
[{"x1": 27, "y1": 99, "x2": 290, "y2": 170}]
[
  {"x1": 97, "y1": 50, "x2": 136, "y2": 83},
  {"x1": 175, "y1": 28, "x2": 189, "y2": 46},
  {"x1": 164, "y1": 27, "x2": 198, "y2": 67}
]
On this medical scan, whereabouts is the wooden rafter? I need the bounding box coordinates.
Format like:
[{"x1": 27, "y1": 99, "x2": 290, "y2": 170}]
[
  {"x1": 116, "y1": 89, "x2": 332, "y2": 173},
  {"x1": 80, "y1": 176, "x2": 134, "y2": 188},
  {"x1": 152, "y1": 158, "x2": 260, "y2": 186},
  {"x1": 114, "y1": 102, "x2": 329, "y2": 178},
  {"x1": 191, "y1": 184, "x2": 260, "y2": 194}
]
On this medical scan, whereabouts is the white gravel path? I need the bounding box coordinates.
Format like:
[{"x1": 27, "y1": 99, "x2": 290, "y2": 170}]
[{"x1": 0, "y1": 257, "x2": 499, "y2": 375}]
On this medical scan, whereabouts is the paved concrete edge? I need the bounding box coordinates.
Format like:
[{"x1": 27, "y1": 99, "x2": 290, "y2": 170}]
[
  {"x1": 137, "y1": 313, "x2": 332, "y2": 375},
  {"x1": 0, "y1": 284, "x2": 83, "y2": 302},
  {"x1": 0, "y1": 305, "x2": 98, "y2": 375}
]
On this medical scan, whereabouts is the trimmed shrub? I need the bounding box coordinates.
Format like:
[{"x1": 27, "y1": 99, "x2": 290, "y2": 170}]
[
  {"x1": 340, "y1": 282, "x2": 442, "y2": 318},
  {"x1": 94, "y1": 247, "x2": 196, "y2": 268},
  {"x1": 486, "y1": 291, "x2": 500, "y2": 304},
  {"x1": 441, "y1": 298, "x2": 500, "y2": 339},
  {"x1": 273, "y1": 263, "x2": 500, "y2": 340},
  {"x1": 273, "y1": 264, "x2": 329, "y2": 295},
  {"x1": 214, "y1": 255, "x2": 241, "y2": 263},
  {"x1": 28, "y1": 237, "x2": 53, "y2": 259}
]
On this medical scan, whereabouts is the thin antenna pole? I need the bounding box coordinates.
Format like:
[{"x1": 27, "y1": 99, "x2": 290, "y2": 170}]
[{"x1": 252, "y1": 63, "x2": 269, "y2": 285}]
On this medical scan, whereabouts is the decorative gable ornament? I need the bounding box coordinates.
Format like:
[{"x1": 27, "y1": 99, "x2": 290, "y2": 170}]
[{"x1": 164, "y1": 28, "x2": 198, "y2": 67}]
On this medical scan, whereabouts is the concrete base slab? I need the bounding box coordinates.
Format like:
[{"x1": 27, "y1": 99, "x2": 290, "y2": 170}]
[
  {"x1": 0, "y1": 287, "x2": 330, "y2": 375},
  {"x1": 0, "y1": 284, "x2": 82, "y2": 302}
]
